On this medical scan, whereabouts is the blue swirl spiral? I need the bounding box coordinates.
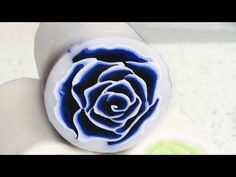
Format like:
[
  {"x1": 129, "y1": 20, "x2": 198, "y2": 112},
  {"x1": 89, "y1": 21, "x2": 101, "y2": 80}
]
[{"x1": 57, "y1": 47, "x2": 159, "y2": 145}]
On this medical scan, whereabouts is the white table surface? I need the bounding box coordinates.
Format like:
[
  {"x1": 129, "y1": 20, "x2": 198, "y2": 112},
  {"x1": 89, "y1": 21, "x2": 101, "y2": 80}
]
[{"x1": 0, "y1": 23, "x2": 235, "y2": 154}]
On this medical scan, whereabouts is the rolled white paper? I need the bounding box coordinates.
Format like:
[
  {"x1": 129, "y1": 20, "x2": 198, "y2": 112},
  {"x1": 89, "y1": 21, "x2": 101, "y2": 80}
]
[
  {"x1": 34, "y1": 23, "x2": 172, "y2": 153},
  {"x1": 0, "y1": 78, "x2": 94, "y2": 154}
]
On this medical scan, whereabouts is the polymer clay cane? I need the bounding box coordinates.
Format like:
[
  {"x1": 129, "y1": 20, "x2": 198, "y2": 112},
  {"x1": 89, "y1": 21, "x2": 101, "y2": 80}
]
[{"x1": 34, "y1": 23, "x2": 171, "y2": 153}]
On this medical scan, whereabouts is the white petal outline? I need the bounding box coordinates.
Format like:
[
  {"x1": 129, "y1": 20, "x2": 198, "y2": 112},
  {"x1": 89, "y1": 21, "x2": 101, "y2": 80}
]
[
  {"x1": 73, "y1": 109, "x2": 123, "y2": 142},
  {"x1": 109, "y1": 101, "x2": 150, "y2": 142},
  {"x1": 103, "y1": 79, "x2": 136, "y2": 104},
  {"x1": 52, "y1": 60, "x2": 89, "y2": 131},
  {"x1": 126, "y1": 61, "x2": 159, "y2": 106},
  {"x1": 107, "y1": 93, "x2": 130, "y2": 113},
  {"x1": 84, "y1": 80, "x2": 115, "y2": 111},
  {"x1": 71, "y1": 58, "x2": 98, "y2": 108},
  {"x1": 105, "y1": 92, "x2": 130, "y2": 113},
  {"x1": 93, "y1": 92, "x2": 126, "y2": 119},
  {"x1": 124, "y1": 74, "x2": 148, "y2": 101},
  {"x1": 85, "y1": 108, "x2": 125, "y2": 132},
  {"x1": 98, "y1": 64, "x2": 134, "y2": 82},
  {"x1": 71, "y1": 58, "x2": 118, "y2": 108},
  {"x1": 92, "y1": 79, "x2": 142, "y2": 124}
]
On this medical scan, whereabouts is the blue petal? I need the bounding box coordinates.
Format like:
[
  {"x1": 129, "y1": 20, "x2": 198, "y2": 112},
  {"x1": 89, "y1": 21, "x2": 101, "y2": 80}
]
[
  {"x1": 72, "y1": 48, "x2": 148, "y2": 63},
  {"x1": 107, "y1": 93, "x2": 129, "y2": 113},
  {"x1": 115, "y1": 101, "x2": 148, "y2": 133},
  {"x1": 84, "y1": 81, "x2": 113, "y2": 112},
  {"x1": 87, "y1": 109, "x2": 123, "y2": 131},
  {"x1": 98, "y1": 65, "x2": 133, "y2": 82},
  {"x1": 58, "y1": 63, "x2": 84, "y2": 133},
  {"x1": 72, "y1": 59, "x2": 114, "y2": 108},
  {"x1": 108, "y1": 99, "x2": 159, "y2": 145},
  {"x1": 106, "y1": 80, "x2": 136, "y2": 103},
  {"x1": 124, "y1": 74, "x2": 147, "y2": 101},
  {"x1": 112, "y1": 98, "x2": 141, "y2": 122},
  {"x1": 125, "y1": 62, "x2": 159, "y2": 105},
  {"x1": 74, "y1": 110, "x2": 122, "y2": 139},
  {"x1": 94, "y1": 93, "x2": 125, "y2": 119}
]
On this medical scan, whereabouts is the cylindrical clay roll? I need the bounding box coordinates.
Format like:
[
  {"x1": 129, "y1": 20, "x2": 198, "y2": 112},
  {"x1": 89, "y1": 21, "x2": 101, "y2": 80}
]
[{"x1": 34, "y1": 23, "x2": 172, "y2": 153}]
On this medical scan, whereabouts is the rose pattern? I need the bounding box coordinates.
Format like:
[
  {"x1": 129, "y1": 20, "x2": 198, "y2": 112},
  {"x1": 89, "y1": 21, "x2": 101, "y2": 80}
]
[{"x1": 55, "y1": 47, "x2": 160, "y2": 145}]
